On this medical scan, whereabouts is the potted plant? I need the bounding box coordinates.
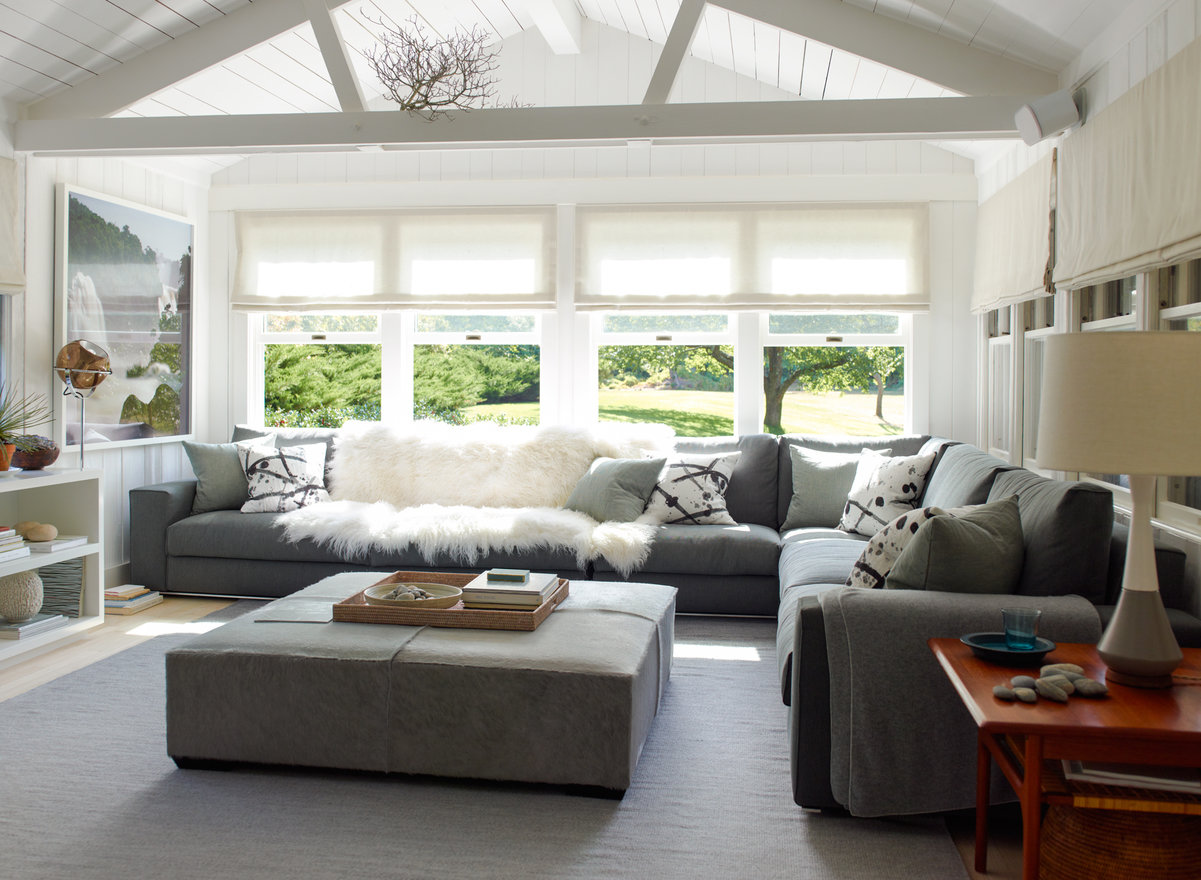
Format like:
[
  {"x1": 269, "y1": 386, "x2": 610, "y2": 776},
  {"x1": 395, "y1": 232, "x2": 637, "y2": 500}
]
[{"x1": 0, "y1": 384, "x2": 53, "y2": 470}]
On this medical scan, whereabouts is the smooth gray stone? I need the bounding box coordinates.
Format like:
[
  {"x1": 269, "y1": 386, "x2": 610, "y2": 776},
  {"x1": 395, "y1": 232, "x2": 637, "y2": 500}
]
[
  {"x1": 993, "y1": 685, "x2": 1016, "y2": 701},
  {"x1": 1010, "y1": 675, "x2": 1037, "y2": 689},
  {"x1": 1041, "y1": 663, "x2": 1085, "y2": 677},
  {"x1": 1014, "y1": 687, "x2": 1038, "y2": 703},
  {"x1": 1074, "y1": 678, "x2": 1109, "y2": 697},
  {"x1": 1034, "y1": 679, "x2": 1069, "y2": 702},
  {"x1": 1042, "y1": 675, "x2": 1075, "y2": 695}
]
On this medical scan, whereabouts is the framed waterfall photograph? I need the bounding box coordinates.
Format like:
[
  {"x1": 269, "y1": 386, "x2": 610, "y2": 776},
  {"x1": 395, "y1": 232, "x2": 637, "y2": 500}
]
[{"x1": 54, "y1": 185, "x2": 193, "y2": 449}]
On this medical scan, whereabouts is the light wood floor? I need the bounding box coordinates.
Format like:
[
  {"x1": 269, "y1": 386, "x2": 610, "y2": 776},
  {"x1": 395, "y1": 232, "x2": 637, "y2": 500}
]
[{"x1": 0, "y1": 595, "x2": 1023, "y2": 879}]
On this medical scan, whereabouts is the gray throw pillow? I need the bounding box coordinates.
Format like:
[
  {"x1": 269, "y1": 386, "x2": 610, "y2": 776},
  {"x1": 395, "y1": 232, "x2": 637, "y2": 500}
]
[
  {"x1": 884, "y1": 495, "x2": 1024, "y2": 594},
  {"x1": 184, "y1": 434, "x2": 276, "y2": 514},
  {"x1": 565, "y1": 457, "x2": 666, "y2": 522},
  {"x1": 783, "y1": 445, "x2": 891, "y2": 530}
]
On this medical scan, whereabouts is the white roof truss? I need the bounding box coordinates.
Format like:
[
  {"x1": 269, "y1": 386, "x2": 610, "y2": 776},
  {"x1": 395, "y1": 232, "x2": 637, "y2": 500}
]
[
  {"x1": 301, "y1": 0, "x2": 367, "y2": 112},
  {"x1": 16, "y1": 95, "x2": 1030, "y2": 155},
  {"x1": 643, "y1": 0, "x2": 706, "y2": 104},
  {"x1": 527, "y1": 0, "x2": 583, "y2": 54}
]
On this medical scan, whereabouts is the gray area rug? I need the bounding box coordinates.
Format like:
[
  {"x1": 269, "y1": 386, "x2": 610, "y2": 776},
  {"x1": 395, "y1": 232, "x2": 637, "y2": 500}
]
[{"x1": 0, "y1": 606, "x2": 967, "y2": 879}]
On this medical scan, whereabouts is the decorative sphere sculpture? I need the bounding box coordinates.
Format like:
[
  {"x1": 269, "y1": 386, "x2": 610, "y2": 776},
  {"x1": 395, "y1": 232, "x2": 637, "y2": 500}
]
[
  {"x1": 55, "y1": 340, "x2": 111, "y2": 394},
  {"x1": 0, "y1": 570, "x2": 44, "y2": 624}
]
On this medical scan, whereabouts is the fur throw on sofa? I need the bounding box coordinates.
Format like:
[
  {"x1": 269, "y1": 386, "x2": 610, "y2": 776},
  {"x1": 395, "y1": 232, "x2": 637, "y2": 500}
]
[{"x1": 278, "y1": 421, "x2": 675, "y2": 574}]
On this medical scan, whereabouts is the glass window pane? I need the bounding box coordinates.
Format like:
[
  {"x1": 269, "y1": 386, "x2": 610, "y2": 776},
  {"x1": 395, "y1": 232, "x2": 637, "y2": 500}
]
[
  {"x1": 414, "y1": 344, "x2": 540, "y2": 425},
  {"x1": 264, "y1": 343, "x2": 381, "y2": 426},
  {"x1": 265, "y1": 314, "x2": 379, "y2": 333},
  {"x1": 1023, "y1": 336, "x2": 1044, "y2": 462},
  {"x1": 598, "y1": 344, "x2": 733, "y2": 437},
  {"x1": 601, "y1": 314, "x2": 729, "y2": 334},
  {"x1": 762, "y1": 346, "x2": 904, "y2": 435},
  {"x1": 415, "y1": 314, "x2": 536, "y2": 333},
  {"x1": 768, "y1": 314, "x2": 900, "y2": 335},
  {"x1": 989, "y1": 341, "x2": 1011, "y2": 453},
  {"x1": 1166, "y1": 316, "x2": 1201, "y2": 332},
  {"x1": 1163, "y1": 313, "x2": 1201, "y2": 513}
]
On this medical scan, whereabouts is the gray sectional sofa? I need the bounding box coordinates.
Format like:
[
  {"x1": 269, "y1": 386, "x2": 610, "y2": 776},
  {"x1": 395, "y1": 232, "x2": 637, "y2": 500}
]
[{"x1": 130, "y1": 424, "x2": 1201, "y2": 816}]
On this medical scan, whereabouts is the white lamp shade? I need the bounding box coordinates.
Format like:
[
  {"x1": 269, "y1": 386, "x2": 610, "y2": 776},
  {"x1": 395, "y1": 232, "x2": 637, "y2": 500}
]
[{"x1": 1036, "y1": 332, "x2": 1201, "y2": 475}]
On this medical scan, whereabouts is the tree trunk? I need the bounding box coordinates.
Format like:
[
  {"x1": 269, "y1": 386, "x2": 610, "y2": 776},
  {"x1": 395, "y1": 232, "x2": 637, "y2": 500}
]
[
  {"x1": 763, "y1": 350, "x2": 786, "y2": 434},
  {"x1": 874, "y1": 371, "x2": 884, "y2": 419}
]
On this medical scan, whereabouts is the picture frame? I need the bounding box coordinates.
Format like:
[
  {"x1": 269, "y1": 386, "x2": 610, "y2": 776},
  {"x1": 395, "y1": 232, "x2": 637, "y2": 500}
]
[{"x1": 54, "y1": 185, "x2": 193, "y2": 449}]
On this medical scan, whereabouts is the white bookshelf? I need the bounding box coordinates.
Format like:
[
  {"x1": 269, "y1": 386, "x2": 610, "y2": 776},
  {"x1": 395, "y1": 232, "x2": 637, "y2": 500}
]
[{"x1": 0, "y1": 468, "x2": 103, "y2": 668}]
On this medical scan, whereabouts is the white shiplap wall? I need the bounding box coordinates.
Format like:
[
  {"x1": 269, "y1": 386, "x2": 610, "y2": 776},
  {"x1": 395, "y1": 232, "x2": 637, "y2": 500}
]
[{"x1": 19, "y1": 156, "x2": 210, "y2": 587}]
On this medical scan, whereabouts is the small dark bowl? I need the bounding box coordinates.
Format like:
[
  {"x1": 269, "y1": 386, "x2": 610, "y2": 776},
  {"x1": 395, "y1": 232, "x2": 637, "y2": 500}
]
[
  {"x1": 960, "y1": 632, "x2": 1057, "y2": 667},
  {"x1": 12, "y1": 441, "x2": 60, "y2": 470}
]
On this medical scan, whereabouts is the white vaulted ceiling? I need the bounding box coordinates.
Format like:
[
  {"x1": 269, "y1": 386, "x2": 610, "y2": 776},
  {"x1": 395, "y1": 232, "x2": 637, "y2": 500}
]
[{"x1": 0, "y1": 0, "x2": 1143, "y2": 165}]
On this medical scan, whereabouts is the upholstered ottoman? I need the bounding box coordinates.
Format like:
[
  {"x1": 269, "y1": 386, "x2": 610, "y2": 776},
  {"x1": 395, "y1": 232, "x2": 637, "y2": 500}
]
[{"x1": 166, "y1": 573, "x2": 675, "y2": 792}]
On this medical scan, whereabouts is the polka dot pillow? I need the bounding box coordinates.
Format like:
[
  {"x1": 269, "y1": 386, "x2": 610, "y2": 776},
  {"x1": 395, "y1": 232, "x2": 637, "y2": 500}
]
[{"x1": 839, "y1": 449, "x2": 937, "y2": 537}]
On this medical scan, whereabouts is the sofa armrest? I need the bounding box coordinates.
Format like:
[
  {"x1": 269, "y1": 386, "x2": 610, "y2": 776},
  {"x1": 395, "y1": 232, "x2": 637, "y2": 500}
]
[
  {"x1": 129, "y1": 481, "x2": 197, "y2": 591},
  {"x1": 790, "y1": 595, "x2": 839, "y2": 809},
  {"x1": 816, "y1": 588, "x2": 1102, "y2": 817}
]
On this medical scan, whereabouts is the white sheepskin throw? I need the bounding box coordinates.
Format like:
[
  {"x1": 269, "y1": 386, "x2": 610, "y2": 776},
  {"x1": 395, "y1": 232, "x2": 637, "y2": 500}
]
[
  {"x1": 279, "y1": 421, "x2": 675, "y2": 574},
  {"x1": 280, "y1": 502, "x2": 657, "y2": 575},
  {"x1": 329, "y1": 420, "x2": 675, "y2": 508}
]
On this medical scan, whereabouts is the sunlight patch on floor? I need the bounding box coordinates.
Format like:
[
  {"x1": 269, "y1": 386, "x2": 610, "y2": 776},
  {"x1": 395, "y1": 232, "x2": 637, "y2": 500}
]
[
  {"x1": 673, "y1": 642, "x2": 761, "y2": 662},
  {"x1": 125, "y1": 621, "x2": 225, "y2": 637}
]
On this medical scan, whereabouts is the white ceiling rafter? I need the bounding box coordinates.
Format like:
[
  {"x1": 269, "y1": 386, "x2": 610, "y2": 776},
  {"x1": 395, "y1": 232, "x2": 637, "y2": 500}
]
[
  {"x1": 23, "y1": 0, "x2": 357, "y2": 121},
  {"x1": 643, "y1": 0, "x2": 706, "y2": 104},
  {"x1": 706, "y1": 0, "x2": 1057, "y2": 96},
  {"x1": 301, "y1": 0, "x2": 367, "y2": 112},
  {"x1": 527, "y1": 0, "x2": 583, "y2": 54},
  {"x1": 15, "y1": 95, "x2": 1030, "y2": 155}
]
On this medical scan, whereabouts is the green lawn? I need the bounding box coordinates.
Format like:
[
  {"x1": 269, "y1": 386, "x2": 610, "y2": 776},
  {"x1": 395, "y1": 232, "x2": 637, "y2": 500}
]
[{"x1": 466, "y1": 389, "x2": 903, "y2": 437}]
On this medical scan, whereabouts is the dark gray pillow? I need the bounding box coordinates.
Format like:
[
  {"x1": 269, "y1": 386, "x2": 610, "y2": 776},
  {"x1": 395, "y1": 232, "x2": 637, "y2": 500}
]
[
  {"x1": 885, "y1": 495, "x2": 1023, "y2": 594},
  {"x1": 783, "y1": 446, "x2": 890, "y2": 530},
  {"x1": 183, "y1": 434, "x2": 275, "y2": 514},
  {"x1": 565, "y1": 457, "x2": 666, "y2": 522}
]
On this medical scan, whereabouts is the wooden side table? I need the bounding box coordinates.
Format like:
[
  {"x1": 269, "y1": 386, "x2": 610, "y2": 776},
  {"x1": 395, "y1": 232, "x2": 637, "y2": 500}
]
[{"x1": 929, "y1": 638, "x2": 1201, "y2": 880}]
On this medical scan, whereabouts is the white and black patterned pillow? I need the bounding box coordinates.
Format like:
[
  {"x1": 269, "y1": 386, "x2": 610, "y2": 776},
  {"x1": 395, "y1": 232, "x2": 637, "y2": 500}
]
[
  {"x1": 839, "y1": 449, "x2": 937, "y2": 537},
  {"x1": 238, "y1": 443, "x2": 330, "y2": 513},
  {"x1": 846, "y1": 506, "x2": 944, "y2": 589},
  {"x1": 643, "y1": 452, "x2": 741, "y2": 525}
]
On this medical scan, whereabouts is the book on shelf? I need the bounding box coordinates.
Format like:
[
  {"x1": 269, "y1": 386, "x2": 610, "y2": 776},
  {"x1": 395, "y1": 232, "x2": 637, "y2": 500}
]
[
  {"x1": 105, "y1": 585, "x2": 149, "y2": 600},
  {"x1": 104, "y1": 591, "x2": 163, "y2": 615},
  {"x1": 0, "y1": 612, "x2": 68, "y2": 639},
  {"x1": 0, "y1": 545, "x2": 31, "y2": 563},
  {"x1": 0, "y1": 526, "x2": 15, "y2": 539},
  {"x1": 1062, "y1": 760, "x2": 1201, "y2": 793},
  {"x1": 28, "y1": 536, "x2": 88, "y2": 553},
  {"x1": 0, "y1": 537, "x2": 26, "y2": 553}
]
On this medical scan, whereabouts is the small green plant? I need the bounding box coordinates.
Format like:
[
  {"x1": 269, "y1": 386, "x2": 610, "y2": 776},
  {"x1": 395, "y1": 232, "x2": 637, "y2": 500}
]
[{"x1": 0, "y1": 384, "x2": 52, "y2": 450}]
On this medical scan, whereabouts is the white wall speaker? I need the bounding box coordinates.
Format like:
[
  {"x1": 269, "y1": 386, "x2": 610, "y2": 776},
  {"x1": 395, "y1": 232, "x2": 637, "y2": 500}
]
[{"x1": 1014, "y1": 90, "x2": 1081, "y2": 146}]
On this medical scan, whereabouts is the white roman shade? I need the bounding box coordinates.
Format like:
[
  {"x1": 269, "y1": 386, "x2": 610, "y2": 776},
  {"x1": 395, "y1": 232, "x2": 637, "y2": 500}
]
[
  {"x1": 1055, "y1": 37, "x2": 1201, "y2": 289},
  {"x1": 575, "y1": 203, "x2": 929, "y2": 311},
  {"x1": 0, "y1": 157, "x2": 24, "y2": 294},
  {"x1": 233, "y1": 208, "x2": 554, "y2": 311},
  {"x1": 972, "y1": 153, "x2": 1052, "y2": 313}
]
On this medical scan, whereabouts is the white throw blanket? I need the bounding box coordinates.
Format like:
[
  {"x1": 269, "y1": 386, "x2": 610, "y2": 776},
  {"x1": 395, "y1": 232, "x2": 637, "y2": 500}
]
[{"x1": 279, "y1": 421, "x2": 675, "y2": 574}]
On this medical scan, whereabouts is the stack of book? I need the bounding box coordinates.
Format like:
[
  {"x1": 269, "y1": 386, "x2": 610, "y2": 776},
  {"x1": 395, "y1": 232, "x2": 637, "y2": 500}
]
[
  {"x1": 104, "y1": 585, "x2": 164, "y2": 615},
  {"x1": 0, "y1": 527, "x2": 30, "y2": 563},
  {"x1": 0, "y1": 611, "x2": 67, "y2": 639},
  {"x1": 28, "y1": 535, "x2": 88, "y2": 554},
  {"x1": 461, "y1": 569, "x2": 560, "y2": 611}
]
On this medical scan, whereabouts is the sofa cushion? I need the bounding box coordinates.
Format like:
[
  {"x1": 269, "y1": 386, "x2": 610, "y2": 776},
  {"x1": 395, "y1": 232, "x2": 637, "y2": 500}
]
[
  {"x1": 776, "y1": 434, "x2": 933, "y2": 528},
  {"x1": 839, "y1": 449, "x2": 937, "y2": 537},
  {"x1": 782, "y1": 446, "x2": 877, "y2": 531},
  {"x1": 987, "y1": 470, "x2": 1113, "y2": 602},
  {"x1": 168, "y1": 511, "x2": 357, "y2": 564},
  {"x1": 591, "y1": 523, "x2": 780, "y2": 576},
  {"x1": 847, "y1": 505, "x2": 943, "y2": 590},
  {"x1": 779, "y1": 537, "x2": 867, "y2": 595},
  {"x1": 183, "y1": 434, "x2": 275, "y2": 514},
  {"x1": 564, "y1": 457, "x2": 665, "y2": 522},
  {"x1": 920, "y1": 442, "x2": 1012, "y2": 509},
  {"x1": 676, "y1": 434, "x2": 780, "y2": 527},
  {"x1": 884, "y1": 496, "x2": 1024, "y2": 594},
  {"x1": 643, "y1": 452, "x2": 741, "y2": 525}
]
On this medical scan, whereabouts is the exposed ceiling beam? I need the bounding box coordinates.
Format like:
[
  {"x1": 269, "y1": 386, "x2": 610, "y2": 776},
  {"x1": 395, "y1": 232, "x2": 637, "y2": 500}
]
[
  {"x1": 527, "y1": 0, "x2": 582, "y2": 54},
  {"x1": 301, "y1": 0, "x2": 366, "y2": 112},
  {"x1": 24, "y1": 0, "x2": 357, "y2": 121},
  {"x1": 708, "y1": 0, "x2": 1057, "y2": 96},
  {"x1": 643, "y1": 0, "x2": 706, "y2": 105},
  {"x1": 16, "y1": 97, "x2": 1030, "y2": 155}
]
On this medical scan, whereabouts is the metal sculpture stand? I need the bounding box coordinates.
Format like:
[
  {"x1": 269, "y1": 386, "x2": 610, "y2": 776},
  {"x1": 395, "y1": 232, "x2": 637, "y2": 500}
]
[{"x1": 59, "y1": 370, "x2": 109, "y2": 470}]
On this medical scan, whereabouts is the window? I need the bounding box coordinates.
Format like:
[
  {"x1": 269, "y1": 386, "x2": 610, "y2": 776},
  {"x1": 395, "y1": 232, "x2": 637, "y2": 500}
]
[
  {"x1": 985, "y1": 307, "x2": 1013, "y2": 459},
  {"x1": 1020, "y1": 295, "x2": 1056, "y2": 469},
  {"x1": 1157, "y1": 258, "x2": 1201, "y2": 528},
  {"x1": 413, "y1": 314, "x2": 541, "y2": 425},
  {"x1": 763, "y1": 313, "x2": 906, "y2": 436},
  {"x1": 596, "y1": 314, "x2": 733, "y2": 437},
  {"x1": 1077, "y1": 275, "x2": 1137, "y2": 329},
  {"x1": 260, "y1": 314, "x2": 382, "y2": 427}
]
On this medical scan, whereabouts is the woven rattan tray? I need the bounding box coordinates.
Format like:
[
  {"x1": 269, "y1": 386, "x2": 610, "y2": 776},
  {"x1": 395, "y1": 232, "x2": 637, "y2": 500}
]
[{"x1": 332, "y1": 571, "x2": 570, "y2": 632}]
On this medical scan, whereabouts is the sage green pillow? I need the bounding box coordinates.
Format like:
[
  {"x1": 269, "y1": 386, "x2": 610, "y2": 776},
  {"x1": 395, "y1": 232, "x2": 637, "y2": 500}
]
[
  {"x1": 184, "y1": 434, "x2": 276, "y2": 514},
  {"x1": 782, "y1": 445, "x2": 890, "y2": 530},
  {"x1": 884, "y1": 495, "x2": 1024, "y2": 594},
  {"x1": 565, "y1": 457, "x2": 666, "y2": 523}
]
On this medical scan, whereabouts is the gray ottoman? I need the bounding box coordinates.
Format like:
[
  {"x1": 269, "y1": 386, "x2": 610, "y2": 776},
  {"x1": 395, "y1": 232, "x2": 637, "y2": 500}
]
[{"x1": 166, "y1": 573, "x2": 676, "y2": 792}]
